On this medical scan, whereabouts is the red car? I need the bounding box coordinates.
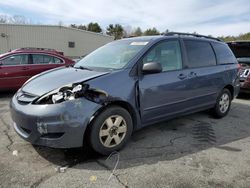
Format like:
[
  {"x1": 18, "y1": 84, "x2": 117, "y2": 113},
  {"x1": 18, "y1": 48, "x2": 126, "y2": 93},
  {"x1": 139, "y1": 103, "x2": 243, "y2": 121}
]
[
  {"x1": 228, "y1": 41, "x2": 250, "y2": 93},
  {"x1": 0, "y1": 48, "x2": 74, "y2": 91}
]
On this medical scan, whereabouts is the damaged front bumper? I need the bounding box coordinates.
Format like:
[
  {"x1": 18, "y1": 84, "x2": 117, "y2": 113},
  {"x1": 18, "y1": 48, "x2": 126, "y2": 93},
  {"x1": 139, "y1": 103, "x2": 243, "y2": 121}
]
[{"x1": 10, "y1": 94, "x2": 102, "y2": 148}]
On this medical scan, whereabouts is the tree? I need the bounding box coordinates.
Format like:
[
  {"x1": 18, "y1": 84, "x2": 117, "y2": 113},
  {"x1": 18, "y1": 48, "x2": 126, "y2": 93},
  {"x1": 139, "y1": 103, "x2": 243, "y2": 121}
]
[
  {"x1": 70, "y1": 23, "x2": 102, "y2": 33},
  {"x1": 87, "y1": 22, "x2": 102, "y2": 33},
  {"x1": 106, "y1": 24, "x2": 124, "y2": 40},
  {"x1": 12, "y1": 15, "x2": 28, "y2": 24},
  {"x1": 143, "y1": 27, "x2": 160, "y2": 36},
  {"x1": 218, "y1": 32, "x2": 250, "y2": 42},
  {"x1": 0, "y1": 14, "x2": 29, "y2": 24},
  {"x1": 134, "y1": 27, "x2": 142, "y2": 36},
  {"x1": 0, "y1": 15, "x2": 7, "y2": 23},
  {"x1": 78, "y1": 24, "x2": 87, "y2": 30},
  {"x1": 70, "y1": 24, "x2": 77, "y2": 28}
]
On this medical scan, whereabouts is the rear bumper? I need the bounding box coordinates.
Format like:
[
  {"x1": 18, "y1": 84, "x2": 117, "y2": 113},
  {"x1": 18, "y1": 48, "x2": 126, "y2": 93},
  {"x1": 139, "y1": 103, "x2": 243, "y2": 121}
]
[
  {"x1": 10, "y1": 95, "x2": 102, "y2": 148},
  {"x1": 240, "y1": 88, "x2": 250, "y2": 94}
]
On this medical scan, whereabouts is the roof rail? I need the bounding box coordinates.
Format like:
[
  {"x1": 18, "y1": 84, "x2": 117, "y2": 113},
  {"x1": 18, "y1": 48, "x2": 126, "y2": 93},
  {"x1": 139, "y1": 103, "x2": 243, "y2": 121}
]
[
  {"x1": 165, "y1": 32, "x2": 222, "y2": 42},
  {"x1": 15, "y1": 47, "x2": 57, "y2": 51}
]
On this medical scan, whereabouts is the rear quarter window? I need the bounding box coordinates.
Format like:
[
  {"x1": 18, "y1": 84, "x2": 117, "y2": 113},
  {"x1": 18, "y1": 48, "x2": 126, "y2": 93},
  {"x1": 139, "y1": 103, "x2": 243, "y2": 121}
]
[
  {"x1": 212, "y1": 43, "x2": 237, "y2": 64},
  {"x1": 184, "y1": 40, "x2": 216, "y2": 68}
]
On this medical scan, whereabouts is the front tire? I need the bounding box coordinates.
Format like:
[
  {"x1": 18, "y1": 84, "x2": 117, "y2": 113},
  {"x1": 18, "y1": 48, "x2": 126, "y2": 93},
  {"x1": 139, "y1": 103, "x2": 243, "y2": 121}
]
[
  {"x1": 212, "y1": 88, "x2": 232, "y2": 118},
  {"x1": 89, "y1": 106, "x2": 133, "y2": 155}
]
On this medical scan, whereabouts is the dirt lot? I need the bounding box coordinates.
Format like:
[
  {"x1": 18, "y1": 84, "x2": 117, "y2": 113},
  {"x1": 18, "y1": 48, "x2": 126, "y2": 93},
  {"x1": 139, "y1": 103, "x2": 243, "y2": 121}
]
[{"x1": 0, "y1": 92, "x2": 250, "y2": 188}]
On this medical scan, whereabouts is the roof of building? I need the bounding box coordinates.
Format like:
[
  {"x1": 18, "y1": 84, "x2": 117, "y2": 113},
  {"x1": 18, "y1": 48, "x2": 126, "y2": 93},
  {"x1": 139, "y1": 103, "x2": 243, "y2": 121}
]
[{"x1": 0, "y1": 23, "x2": 114, "y2": 39}]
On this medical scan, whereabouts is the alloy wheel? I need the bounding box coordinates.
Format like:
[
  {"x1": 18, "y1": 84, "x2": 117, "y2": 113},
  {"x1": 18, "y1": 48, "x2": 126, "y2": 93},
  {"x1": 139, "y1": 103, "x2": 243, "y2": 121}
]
[
  {"x1": 219, "y1": 93, "x2": 230, "y2": 113},
  {"x1": 99, "y1": 115, "x2": 127, "y2": 148}
]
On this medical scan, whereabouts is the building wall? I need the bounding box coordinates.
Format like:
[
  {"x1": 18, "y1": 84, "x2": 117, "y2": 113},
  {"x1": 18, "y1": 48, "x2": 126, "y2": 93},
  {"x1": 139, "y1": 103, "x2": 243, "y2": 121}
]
[{"x1": 0, "y1": 24, "x2": 114, "y2": 58}]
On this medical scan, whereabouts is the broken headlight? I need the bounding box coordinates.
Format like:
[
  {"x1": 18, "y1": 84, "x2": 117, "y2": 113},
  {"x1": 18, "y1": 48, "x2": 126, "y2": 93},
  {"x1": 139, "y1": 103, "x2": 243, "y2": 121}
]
[
  {"x1": 34, "y1": 84, "x2": 89, "y2": 104},
  {"x1": 52, "y1": 84, "x2": 83, "y2": 104},
  {"x1": 34, "y1": 83, "x2": 109, "y2": 105}
]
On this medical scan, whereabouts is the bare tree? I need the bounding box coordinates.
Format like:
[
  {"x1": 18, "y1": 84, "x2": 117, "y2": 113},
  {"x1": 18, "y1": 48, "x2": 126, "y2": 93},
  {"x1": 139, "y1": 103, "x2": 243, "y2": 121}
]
[
  {"x1": 0, "y1": 15, "x2": 7, "y2": 23},
  {"x1": 0, "y1": 14, "x2": 30, "y2": 24}
]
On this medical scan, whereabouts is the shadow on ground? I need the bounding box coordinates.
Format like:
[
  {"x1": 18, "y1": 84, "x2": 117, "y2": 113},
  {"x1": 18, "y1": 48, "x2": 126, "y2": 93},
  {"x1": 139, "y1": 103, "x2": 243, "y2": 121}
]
[
  {"x1": 32, "y1": 95, "x2": 250, "y2": 171},
  {"x1": 0, "y1": 91, "x2": 15, "y2": 99},
  {"x1": 1, "y1": 91, "x2": 249, "y2": 171}
]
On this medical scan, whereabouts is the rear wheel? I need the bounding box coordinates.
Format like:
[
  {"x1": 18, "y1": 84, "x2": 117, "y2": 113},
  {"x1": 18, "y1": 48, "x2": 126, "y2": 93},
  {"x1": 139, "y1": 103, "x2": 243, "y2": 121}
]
[
  {"x1": 212, "y1": 88, "x2": 232, "y2": 118},
  {"x1": 89, "y1": 106, "x2": 133, "y2": 155}
]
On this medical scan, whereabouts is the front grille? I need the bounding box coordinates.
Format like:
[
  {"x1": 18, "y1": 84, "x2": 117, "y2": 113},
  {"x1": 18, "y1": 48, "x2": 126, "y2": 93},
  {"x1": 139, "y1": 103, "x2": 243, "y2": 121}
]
[{"x1": 41, "y1": 133, "x2": 64, "y2": 139}]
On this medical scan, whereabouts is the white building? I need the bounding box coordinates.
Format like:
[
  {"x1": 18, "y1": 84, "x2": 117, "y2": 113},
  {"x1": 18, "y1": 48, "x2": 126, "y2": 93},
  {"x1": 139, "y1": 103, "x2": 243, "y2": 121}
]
[{"x1": 0, "y1": 24, "x2": 114, "y2": 58}]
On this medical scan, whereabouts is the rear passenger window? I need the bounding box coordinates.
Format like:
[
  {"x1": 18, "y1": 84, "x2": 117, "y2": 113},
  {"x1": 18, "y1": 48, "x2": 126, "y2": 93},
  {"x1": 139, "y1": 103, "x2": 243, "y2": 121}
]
[
  {"x1": 32, "y1": 54, "x2": 63, "y2": 64},
  {"x1": 184, "y1": 40, "x2": 216, "y2": 68},
  {"x1": 32, "y1": 54, "x2": 47, "y2": 64},
  {"x1": 54, "y1": 57, "x2": 63, "y2": 64},
  {"x1": 212, "y1": 43, "x2": 236, "y2": 64}
]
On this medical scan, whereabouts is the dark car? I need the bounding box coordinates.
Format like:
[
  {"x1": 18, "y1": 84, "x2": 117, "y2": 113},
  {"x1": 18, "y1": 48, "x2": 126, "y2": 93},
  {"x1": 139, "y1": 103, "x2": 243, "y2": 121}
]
[
  {"x1": 10, "y1": 33, "x2": 240, "y2": 155},
  {"x1": 227, "y1": 41, "x2": 250, "y2": 93},
  {"x1": 0, "y1": 48, "x2": 75, "y2": 91}
]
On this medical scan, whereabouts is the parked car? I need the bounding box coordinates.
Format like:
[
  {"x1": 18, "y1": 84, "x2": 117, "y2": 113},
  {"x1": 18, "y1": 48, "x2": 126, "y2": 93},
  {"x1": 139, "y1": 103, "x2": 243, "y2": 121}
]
[
  {"x1": 10, "y1": 33, "x2": 240, "y2": 155},
  {"x1": 0, "y1": 48, "x2": 75, "y2": 91},
  {"x1": 227, "y1": 41, "x2": 250, "y2": 93}
]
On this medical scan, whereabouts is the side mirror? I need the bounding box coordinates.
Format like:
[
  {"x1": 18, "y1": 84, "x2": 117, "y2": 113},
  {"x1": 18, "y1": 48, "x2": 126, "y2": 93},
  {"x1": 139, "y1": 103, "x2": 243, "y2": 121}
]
[{"x1": 142, "y1": 62, "x2": 162, "y2": 74}]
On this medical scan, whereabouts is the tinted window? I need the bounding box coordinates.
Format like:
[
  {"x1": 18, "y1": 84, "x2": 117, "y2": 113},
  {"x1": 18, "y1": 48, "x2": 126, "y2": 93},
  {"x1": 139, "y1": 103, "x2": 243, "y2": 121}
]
[
  {"x1": 1, "y1": 54, "x2": 28, "y2": 66},
  {"x1": 32, "y1": 54, "x2": 45, "y2": 64},
  {"x1": 43, "y1": 55, "x2": 54, "y2": 64},
  {"x1": 143, "y1": 40, "x2": 182, "y2": 72},
  {"x1": 54, "y1": 57, "x2": 63, "y2": 64},
  {"x1": 32, "y1": 54, "x2": 61, "y2": 64},
  {"x1": 213, "y1": 43, "x2": 236, "y2": 64},
  {"x1": 184, "y1": 40, "x2": 216, "y2": 68}
]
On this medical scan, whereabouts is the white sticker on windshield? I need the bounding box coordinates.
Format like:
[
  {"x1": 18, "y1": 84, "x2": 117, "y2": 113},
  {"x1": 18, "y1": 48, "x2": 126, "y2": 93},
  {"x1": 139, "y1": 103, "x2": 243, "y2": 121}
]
[{"x1": 130, "y1": 42, "x2": 148, "y2": 46}]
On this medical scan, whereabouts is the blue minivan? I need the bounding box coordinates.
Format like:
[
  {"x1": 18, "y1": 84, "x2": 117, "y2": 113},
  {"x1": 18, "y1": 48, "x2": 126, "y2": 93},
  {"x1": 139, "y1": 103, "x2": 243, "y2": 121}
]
[{"x1": 10, "y1": 33, "x2": 240, "y2": 155}]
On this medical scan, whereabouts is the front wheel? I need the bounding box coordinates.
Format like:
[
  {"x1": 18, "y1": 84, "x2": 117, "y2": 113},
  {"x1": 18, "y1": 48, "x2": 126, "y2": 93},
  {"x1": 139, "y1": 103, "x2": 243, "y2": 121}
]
[
  {"x1": 212, "y1": 88, "x2": 232, "y2": 118},
  {"x1": 89, "y1": 106, "x2": 133, "y2": 155}
]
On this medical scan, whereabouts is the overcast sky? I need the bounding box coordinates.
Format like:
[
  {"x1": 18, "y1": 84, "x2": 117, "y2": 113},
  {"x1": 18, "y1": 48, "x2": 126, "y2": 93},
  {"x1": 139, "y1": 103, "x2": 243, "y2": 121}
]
[{"x1": 0, "y1": 0, "x2": 250, "y2": 36}]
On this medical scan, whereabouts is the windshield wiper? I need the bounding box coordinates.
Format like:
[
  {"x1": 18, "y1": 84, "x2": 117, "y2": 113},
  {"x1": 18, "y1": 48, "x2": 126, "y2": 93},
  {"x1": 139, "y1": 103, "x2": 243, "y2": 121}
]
[{"x1": 75, "y1": 66, "x2": 93, "y2": 71}]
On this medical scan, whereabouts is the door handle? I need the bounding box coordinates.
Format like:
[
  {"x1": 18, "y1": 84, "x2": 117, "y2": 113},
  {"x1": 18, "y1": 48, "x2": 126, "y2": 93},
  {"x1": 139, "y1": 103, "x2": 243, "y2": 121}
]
[
  {"x1": 22, "y1": 67, "x2": 29, "y2": 70},
  {"x1": 188, "y1": 72, "x2": 197, "y2": 78},
  {"x1": 178, "y1": 73, "x2": 187, "y2": 80}
]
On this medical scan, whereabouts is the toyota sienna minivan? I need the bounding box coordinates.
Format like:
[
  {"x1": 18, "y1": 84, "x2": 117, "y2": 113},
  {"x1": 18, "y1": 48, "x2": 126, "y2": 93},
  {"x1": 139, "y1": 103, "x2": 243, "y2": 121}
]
[{"x1": 10, "y1": 32, "x2": 240, "y2": 155}]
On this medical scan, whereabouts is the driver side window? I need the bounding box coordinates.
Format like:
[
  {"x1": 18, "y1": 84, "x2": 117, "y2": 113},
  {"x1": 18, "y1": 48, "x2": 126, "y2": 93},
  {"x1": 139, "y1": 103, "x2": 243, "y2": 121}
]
[{"x1": 143, "y1": 40, "x2": 182, "y2": 72}]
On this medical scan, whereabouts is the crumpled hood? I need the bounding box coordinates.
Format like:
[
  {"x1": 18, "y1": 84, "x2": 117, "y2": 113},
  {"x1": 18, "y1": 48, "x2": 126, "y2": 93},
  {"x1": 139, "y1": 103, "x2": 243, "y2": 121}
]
[{"x1": 22, "y1": 67, "x2": 109, "y2": 96}]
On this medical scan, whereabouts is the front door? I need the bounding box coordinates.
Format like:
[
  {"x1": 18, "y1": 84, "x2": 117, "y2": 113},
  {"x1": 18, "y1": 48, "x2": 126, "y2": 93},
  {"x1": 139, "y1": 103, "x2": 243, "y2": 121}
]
[
  {"x1": 139, "y1": 40, "x2": 189, "y2": 125},
  {"x1": 0, "y1": 54, "x2": 30, "y2": 90}
]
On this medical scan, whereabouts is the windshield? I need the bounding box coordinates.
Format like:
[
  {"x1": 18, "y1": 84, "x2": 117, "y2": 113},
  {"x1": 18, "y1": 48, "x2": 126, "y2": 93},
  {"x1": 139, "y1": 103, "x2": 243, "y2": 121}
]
[{"x1": 74, "y1": 40, "x2": 148, "y2": 70}]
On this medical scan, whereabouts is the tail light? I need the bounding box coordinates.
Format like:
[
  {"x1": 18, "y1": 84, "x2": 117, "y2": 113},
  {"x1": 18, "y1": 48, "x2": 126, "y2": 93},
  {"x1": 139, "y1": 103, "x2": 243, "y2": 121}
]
[
  {"x1": 247, "y1": 74, "x2": 250, "y2": 81},
  {"x1": 237, "y1": 63, "x2": 242, "y2": 76},
  {"x1": 237, "y1": 63, "x2": 241, "y2": 72}
]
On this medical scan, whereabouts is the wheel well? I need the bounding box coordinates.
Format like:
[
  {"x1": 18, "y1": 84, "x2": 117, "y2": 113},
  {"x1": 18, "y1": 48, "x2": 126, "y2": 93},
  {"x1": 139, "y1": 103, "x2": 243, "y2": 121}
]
[
  {"x1": 224, "y1": 85, "x2": 234, "y2": 98},
  {"x1": 89, "y1": 101, "x2": 138, "y2": 131}
]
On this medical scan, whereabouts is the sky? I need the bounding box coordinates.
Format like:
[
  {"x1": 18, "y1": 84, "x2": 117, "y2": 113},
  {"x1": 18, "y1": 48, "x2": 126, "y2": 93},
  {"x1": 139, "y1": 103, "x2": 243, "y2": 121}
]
[{"x1": 0, "y1": 0, "x2": 250, "y2": 37}]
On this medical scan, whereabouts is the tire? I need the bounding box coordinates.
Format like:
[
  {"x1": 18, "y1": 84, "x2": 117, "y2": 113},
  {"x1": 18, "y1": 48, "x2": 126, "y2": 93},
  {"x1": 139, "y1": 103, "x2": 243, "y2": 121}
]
[
  {"x1": 89, "y1": 106, "x2": 133, "y2": 155},
  {"x1": 212, "y1": 88, "x2": 232, "y2": 118}
]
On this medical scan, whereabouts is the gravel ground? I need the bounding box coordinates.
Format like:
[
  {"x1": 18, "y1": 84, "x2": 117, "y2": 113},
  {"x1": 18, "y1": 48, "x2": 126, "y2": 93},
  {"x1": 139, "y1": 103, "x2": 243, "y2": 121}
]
[{"x1": 0, "y1": 92, "x2": 250, "y2": 188}]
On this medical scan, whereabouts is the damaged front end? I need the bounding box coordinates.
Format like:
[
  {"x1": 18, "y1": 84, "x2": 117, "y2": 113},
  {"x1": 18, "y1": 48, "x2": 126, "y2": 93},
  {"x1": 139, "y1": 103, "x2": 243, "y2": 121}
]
[
  {"x1": 10, "y1": 82, "x2": 112, "y2": 148},
  {"x1": 33, "y1": 82, "x2": 110, "y2": 105}
]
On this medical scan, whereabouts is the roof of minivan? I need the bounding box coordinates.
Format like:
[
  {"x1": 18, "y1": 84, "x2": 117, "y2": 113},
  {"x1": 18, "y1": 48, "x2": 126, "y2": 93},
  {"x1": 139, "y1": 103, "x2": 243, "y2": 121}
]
[{"x1": 119, "y1": 35, "x2": 223, "y2": 43}]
